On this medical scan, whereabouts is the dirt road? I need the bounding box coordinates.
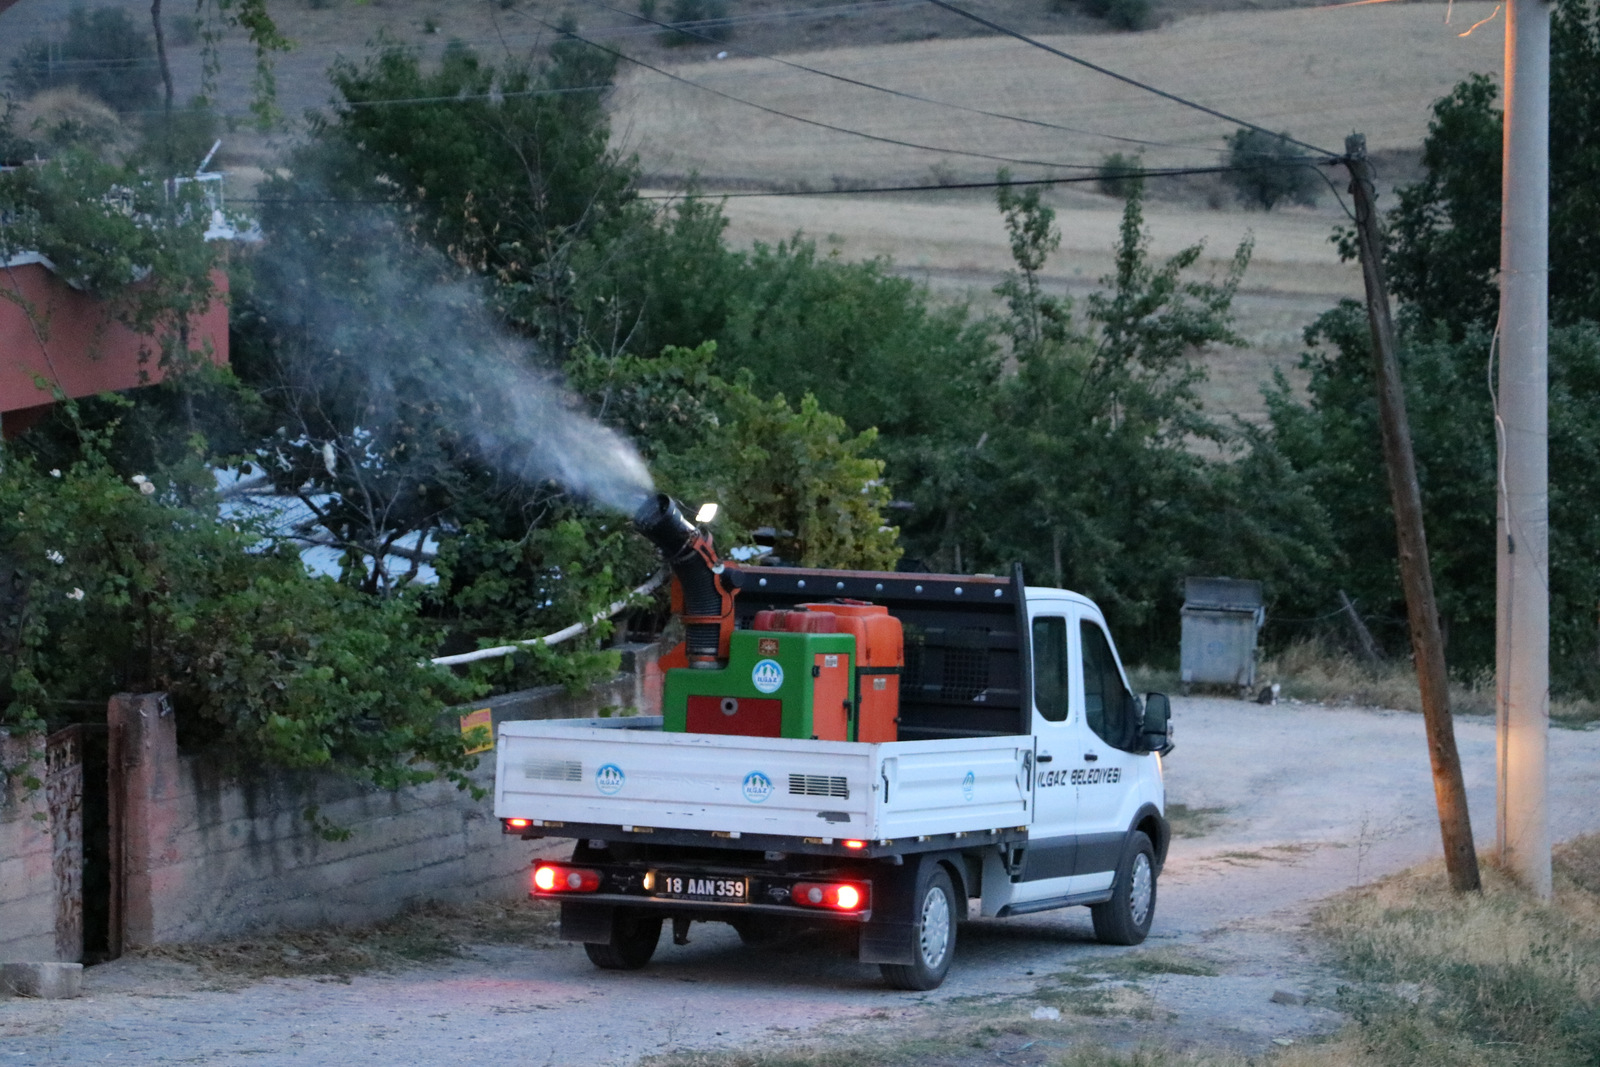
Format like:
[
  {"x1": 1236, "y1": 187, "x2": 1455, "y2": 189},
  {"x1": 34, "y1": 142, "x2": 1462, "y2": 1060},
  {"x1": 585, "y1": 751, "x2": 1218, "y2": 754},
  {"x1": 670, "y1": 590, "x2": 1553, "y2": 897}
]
[{"x1": 6, "y1": 697, "x2": 1598, "y2": 1066}]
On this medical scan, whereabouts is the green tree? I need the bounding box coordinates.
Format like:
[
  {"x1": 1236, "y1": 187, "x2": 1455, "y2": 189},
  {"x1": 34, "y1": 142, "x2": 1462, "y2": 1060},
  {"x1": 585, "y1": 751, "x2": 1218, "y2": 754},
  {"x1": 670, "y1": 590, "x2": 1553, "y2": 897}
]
[
  {"x1": 8, "y1": 6, "x2": 160, "y2": 112},
  {"x1": 1097, "y1": 152, "x2": 1143, "y2": 199},
  {"x1": 1222, "y1": 128, "x2": 1320, "y2": 211},
  {"x1": 973, "y1": 178, "x2": 1317, "y2": 654},
  {"x1": 570, "y1": 343, "x2": 901, "y2": 570},
  {"x1": 0, "y1": 441, "x2": 480, "y2": 798},
  {"x1": 1379, "y1": 0, "x2": 1600, "y2": 334},
  {"x1": 313, "y1": 39, "x2": 635, "y2": 356},
  {"x1": 1260, "y1": 0, "x2": 1600, "y2": 689}
]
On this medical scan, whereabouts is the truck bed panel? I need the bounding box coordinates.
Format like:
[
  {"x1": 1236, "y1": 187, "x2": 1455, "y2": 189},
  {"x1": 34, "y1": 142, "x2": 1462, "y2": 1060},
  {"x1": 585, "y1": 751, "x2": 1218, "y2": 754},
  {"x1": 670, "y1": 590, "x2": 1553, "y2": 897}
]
[{"x1": 495, "y1": 721, "x2": 1031, "y2": 842}]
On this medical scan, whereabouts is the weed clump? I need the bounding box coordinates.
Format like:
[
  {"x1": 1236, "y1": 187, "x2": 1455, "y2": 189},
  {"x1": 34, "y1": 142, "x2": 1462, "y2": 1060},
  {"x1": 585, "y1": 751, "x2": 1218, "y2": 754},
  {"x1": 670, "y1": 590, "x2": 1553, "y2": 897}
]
[{"x1": 1314, "y1": 835, "x2": 1600, "y2": 1067}]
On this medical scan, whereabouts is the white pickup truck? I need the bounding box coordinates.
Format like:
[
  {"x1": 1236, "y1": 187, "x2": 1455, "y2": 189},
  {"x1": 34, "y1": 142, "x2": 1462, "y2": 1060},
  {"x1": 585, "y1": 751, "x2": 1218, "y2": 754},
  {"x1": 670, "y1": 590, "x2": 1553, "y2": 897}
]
[{"x1": 494, "y1": 564, "x2": 1173, "y2": 990}]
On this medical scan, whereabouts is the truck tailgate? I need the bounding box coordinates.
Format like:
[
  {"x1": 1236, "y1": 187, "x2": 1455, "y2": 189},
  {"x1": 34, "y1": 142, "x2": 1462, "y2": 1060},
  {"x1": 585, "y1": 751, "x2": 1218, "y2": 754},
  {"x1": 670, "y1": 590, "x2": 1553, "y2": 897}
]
[{"x1": 495, "y1": 722, "x2": 1031, "y2": 841}]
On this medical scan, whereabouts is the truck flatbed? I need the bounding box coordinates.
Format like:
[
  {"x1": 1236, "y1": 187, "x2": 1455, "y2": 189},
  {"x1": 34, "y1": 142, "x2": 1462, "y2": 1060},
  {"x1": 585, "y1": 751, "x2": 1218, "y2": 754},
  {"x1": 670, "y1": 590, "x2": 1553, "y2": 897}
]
[{"x1": 495, "y1": 717, "x2": 1035, "y2": 859}]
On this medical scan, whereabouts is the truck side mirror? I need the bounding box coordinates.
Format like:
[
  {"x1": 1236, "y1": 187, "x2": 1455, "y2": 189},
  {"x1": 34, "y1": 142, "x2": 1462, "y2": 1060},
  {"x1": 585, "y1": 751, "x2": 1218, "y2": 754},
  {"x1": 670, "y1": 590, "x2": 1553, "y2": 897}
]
[{"x1": 1141, "y1": 692, "x2": 1174, "y2": 755}]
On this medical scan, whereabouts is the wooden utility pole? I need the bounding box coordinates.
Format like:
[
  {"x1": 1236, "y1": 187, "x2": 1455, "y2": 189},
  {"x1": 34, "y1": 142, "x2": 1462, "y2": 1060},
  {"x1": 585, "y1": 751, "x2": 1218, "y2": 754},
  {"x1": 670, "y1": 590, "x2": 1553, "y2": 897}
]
[{"x1": 1344, "y1": 134, "x2": 1482, "y2": 892}]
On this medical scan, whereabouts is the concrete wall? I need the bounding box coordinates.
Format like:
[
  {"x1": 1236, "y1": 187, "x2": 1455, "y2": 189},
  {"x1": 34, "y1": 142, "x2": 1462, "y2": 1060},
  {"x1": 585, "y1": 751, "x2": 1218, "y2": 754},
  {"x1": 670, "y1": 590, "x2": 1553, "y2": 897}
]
[
  {"x1": 2, "y1": 643, "x2": 663, "y2": 956},
  {"x1": 127, "y1": 649, "x2": 660, "y2": 945},
  {"x1": 0, "y1": 734, "x2": 55, "y2": 961}
]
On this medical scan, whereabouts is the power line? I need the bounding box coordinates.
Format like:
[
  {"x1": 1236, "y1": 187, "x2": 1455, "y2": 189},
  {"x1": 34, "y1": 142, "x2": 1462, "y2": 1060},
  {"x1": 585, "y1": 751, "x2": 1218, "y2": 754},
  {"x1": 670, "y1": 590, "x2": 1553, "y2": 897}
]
[
  {"x1": 231, "y1": 160, "x2": 1333, "y2": 206},
  {"x1": 580, "y1": 0, "x2": 1223, "y2": 159},
  {"x1": 921, "y1": 0, "x2": 1343, "y2": 161},
  {"x1": 639, "y1": 163, "x2": 1324, "y2": 197},
  {"x1": 526, "y1": 17, "x2": 1110, "y2": 175}
]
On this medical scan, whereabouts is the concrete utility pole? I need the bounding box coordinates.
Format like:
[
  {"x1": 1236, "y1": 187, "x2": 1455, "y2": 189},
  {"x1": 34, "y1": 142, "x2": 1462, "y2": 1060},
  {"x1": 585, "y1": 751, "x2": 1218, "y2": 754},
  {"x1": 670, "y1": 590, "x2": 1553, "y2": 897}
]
[
  {"x1": 1496, "y1": 0, "x2": 1552, "y2": 899},
  {"x1": 1345, "y1": 134, "x2": 1482, "y2": 892}
]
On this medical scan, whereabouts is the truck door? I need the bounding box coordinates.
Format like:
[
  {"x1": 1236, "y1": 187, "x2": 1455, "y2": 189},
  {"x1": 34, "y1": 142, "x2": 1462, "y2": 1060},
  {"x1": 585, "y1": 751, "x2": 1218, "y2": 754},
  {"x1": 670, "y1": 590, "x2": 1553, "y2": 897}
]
[
  {"x1": 1009, "y1": 610, "x2": 1079, "y2": 903},
  {"x1": 1067, "y1": 615, "x2": 1143, "y2": 896}
]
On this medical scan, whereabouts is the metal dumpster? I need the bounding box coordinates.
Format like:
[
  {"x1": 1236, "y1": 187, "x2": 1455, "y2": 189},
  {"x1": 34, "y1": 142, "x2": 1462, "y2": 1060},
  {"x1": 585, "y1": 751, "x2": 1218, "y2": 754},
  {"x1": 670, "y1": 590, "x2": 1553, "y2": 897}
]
[{"x1": 1179, "y1": 577, "x2": 1264, "y2": 691}]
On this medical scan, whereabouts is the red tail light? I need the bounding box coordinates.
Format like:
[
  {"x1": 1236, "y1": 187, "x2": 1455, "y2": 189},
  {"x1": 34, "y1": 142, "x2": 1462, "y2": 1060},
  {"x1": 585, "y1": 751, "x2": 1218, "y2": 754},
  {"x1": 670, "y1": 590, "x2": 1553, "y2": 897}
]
[
  {"x1": 504, "y1": 818, "x2": 531, "y2": 831},
  {"x1": 532, "y1": 864, "x2": 602, "y2": 893},
  {"x1": 791, "y1": 881, "x2": 869, "y2": 911},
  {"x1": 842, "y1": 839, "x2": 867, "y2": 850}
]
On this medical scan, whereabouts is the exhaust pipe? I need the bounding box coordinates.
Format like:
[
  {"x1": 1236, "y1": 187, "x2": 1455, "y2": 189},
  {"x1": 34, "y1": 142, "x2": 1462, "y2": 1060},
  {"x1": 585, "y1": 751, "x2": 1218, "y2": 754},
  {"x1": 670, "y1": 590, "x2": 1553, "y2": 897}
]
[{"x1": 634, "y1": 493, "x2": 732, "y2": 668}]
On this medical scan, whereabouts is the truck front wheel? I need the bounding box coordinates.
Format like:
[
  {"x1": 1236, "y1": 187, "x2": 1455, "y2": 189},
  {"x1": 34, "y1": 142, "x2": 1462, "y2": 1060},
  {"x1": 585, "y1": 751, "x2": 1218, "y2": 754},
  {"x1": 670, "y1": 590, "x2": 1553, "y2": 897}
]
[
  {"x1": 1091, "y1": 831, "x2": 1156, "y2": 946},
  {"x1": 583, "y1": 908, "x2": 663, "y2": 970},
  {"x1": 880, "y1": 866, "x2": 957, "y2": 991}
]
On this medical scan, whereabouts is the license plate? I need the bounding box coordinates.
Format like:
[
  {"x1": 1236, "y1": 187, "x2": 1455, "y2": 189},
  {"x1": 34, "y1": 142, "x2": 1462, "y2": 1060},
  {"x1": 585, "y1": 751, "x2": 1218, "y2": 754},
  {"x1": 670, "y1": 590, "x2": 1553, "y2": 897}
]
[{"x1": 651, "y1": 870, "x2": 748, "y2": 903}]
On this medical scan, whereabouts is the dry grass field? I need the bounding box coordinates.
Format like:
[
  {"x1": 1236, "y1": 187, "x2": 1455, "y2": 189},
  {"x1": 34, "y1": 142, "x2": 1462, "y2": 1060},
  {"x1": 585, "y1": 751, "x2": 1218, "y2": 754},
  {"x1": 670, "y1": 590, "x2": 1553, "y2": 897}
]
[
  {"x1": 610, "y1": 1, "x2": 1503, "y2": 421},
  {"x1": 613, "y1": 3, "x2": 1504, "y2": 187}
]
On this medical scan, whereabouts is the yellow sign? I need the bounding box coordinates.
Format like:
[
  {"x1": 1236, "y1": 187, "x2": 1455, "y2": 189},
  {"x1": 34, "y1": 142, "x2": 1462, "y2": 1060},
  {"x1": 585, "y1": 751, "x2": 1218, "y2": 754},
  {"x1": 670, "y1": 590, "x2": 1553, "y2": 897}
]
[{"x1": 460, "y1": 707, "x2": 494, "y2": 755}]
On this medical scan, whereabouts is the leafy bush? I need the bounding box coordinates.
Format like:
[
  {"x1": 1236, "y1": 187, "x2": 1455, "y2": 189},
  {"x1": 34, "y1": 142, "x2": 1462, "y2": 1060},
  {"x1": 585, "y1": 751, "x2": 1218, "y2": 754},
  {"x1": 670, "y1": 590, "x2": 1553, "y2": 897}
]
[
  {"x1": 0, "y1": 147, "x2": 223, "y2": 350},
  {"x1": 1096, "y1": 152, "x2": 1142, "y2": 198},
  {"x1": 132, "y1": 100, "x2": 220, "y2": 174},
  {"x1": 1221, "y1": 127, "x2": 1320, "y2": 210},
  {"x1": 0, "y1": 444, "x2": 479, "y2": 793},
  {"x1": 1079, "y1": 0, "x2": 1156, "y2": 31},
  {"x1": 570, "y1": 343, "x2": 902, "y2": 570},
  {"x1": 7, "y1": 5, "x2": 161, "y2": 113},
  {"x1": 665, "y1": 0, "x2": 731, "y2": 42}
]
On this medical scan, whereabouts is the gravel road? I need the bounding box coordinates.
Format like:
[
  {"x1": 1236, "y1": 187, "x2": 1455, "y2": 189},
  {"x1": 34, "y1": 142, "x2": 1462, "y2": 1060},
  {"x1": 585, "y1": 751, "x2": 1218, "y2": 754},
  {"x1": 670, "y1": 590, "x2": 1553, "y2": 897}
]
[{"x1": 5, "y1": 697, "x2": 1599, "y2": 1066}]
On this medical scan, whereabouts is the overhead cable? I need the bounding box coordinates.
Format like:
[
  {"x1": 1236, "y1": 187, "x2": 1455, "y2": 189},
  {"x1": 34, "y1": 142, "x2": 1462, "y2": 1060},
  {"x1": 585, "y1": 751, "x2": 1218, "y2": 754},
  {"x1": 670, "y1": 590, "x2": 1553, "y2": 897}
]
[
  {"x1": 581, "y1": 0, "x2": 1220, "y2": 158},
  {"x1": 233, "y1": 159, "x2": 1335, "y2": 206},
  {"x1": 525, "y1": 17, "x2": 1108, "y2": 174},
  {"x1": 636, "y1": 162, "x2": 1329, "y2": 197},
  {"x1": 921, "y1": 0, "x2": 1342, "y2": 160}
]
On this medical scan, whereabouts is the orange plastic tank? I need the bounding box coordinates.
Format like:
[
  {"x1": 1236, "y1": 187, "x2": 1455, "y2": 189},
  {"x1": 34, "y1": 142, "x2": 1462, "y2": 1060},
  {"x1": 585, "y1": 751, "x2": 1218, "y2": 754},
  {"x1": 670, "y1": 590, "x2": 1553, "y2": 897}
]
[{"x1": 800, "y1": 601, "x2": 903, "y2": 742}]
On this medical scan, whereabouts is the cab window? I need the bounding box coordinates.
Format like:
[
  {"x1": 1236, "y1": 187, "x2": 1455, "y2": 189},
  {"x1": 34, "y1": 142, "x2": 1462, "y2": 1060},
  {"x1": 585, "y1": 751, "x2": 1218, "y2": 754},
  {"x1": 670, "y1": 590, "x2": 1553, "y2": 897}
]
[
  {"x1": 1081, "y1": 620, "x2": 1138, "y2": 749},
  {"x1": 1032, "y1": 616, "x2": 1069, "y2": 722}
]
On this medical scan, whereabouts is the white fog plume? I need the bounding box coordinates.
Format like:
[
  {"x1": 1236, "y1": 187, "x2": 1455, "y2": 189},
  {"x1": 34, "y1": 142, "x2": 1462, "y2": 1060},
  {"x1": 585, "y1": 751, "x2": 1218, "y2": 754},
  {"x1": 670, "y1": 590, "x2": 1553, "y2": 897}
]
[{"x1": 255, "y1": 205, "x2": 654, "y2": 514}]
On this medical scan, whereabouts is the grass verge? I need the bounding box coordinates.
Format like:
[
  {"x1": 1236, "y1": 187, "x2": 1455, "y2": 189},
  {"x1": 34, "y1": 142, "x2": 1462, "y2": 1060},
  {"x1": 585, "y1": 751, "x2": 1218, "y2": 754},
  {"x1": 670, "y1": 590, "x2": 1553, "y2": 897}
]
[
  {"x1": 138, "y1": 897, "x2": 558, "y2": 983},
  {"x1": 1138, "y1": 640, "x2": 1600, "y2": 728},
  {"x1": 1302, "y1": 833, "x2": 1600, "y2": 1067}
]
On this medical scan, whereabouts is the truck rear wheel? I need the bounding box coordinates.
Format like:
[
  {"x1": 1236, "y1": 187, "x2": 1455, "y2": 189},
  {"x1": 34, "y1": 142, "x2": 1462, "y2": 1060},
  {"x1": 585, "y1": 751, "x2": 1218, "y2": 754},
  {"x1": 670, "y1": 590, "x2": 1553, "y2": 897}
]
[
  {"x1": 879, "y1": 866, "x2": 957, "y2": 991},
  {"x1": 1091, "y1": 831, "x2": 1156, "y2": 946},
  {"x1": 583, "y1": 908, "x2": 663, "y2": 970}
]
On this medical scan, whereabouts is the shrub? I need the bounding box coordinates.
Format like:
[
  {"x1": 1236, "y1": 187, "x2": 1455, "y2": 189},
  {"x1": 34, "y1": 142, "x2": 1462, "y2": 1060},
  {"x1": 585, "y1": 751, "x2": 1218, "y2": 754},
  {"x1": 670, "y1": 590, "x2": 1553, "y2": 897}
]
[
  {"x1": 7, "y1": 5, "x2": 161, "y2": 113},
  {"x1": 665, "y1": 0, "x2": 731, "y2": 42},
  {"x1": 1096, "y1": 151, "x2": 1142, "y2": 198},
  {"x1": 0, "y1": 445, "x2": 480, "y2": 793},
  {"x1": 1221, "y1": 127, "x2": 1320, "y2": 210},
  {"x1": 1103, "y1": 0, "x2": 1155, "y2": 31},
  {"x1": 1078, "y1": 0, "x2": 1156, "y2": 30}
]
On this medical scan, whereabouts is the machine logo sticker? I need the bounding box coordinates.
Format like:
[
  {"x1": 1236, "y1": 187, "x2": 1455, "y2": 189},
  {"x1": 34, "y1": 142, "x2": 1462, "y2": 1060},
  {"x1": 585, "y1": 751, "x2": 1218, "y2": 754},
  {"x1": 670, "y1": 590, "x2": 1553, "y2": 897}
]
[
  {"x1": 751, "y1": 658, "x2": 784, "y2": 694},
  {"x1": 961, "y1": 770, "x2": 976, "y2": 801},
  {"x1": 595, "y1": 763, "x2": 626, "y2": 795},
  {"x1": 758, "y1": 638, "x2": 780, "y2": 657},
  {"x1": 742, "y1": 771, "x2": 775, "y2": 803}
]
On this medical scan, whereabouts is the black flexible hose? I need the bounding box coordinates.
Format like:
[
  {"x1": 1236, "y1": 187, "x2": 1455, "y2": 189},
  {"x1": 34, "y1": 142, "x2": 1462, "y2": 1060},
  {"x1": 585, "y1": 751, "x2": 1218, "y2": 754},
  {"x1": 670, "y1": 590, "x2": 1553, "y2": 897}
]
[{"x1": 633, "y1": 494, "x2": 723, "y2": 661}]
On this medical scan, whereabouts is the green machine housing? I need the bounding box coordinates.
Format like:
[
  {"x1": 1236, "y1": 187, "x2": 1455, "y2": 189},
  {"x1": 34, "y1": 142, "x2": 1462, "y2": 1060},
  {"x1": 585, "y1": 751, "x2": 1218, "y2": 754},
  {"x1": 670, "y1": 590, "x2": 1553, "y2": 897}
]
[{"x1": 663, "y1": 630, "x2": 856, "y2": 741}]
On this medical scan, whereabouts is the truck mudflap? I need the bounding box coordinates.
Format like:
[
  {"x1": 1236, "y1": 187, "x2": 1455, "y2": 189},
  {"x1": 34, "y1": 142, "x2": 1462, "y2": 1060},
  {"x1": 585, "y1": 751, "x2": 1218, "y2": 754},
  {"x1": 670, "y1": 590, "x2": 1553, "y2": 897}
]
[{"x1": 854, "y1": 855, "x2": 937, "y2": 966}]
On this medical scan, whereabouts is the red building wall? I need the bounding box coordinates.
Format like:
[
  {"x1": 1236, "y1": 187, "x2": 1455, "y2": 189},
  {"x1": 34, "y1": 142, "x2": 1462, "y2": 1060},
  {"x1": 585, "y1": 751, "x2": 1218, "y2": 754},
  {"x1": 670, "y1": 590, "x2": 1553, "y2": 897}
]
[{"x1": 0, "y1": 257, "x2": 229, "y2": 437}]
